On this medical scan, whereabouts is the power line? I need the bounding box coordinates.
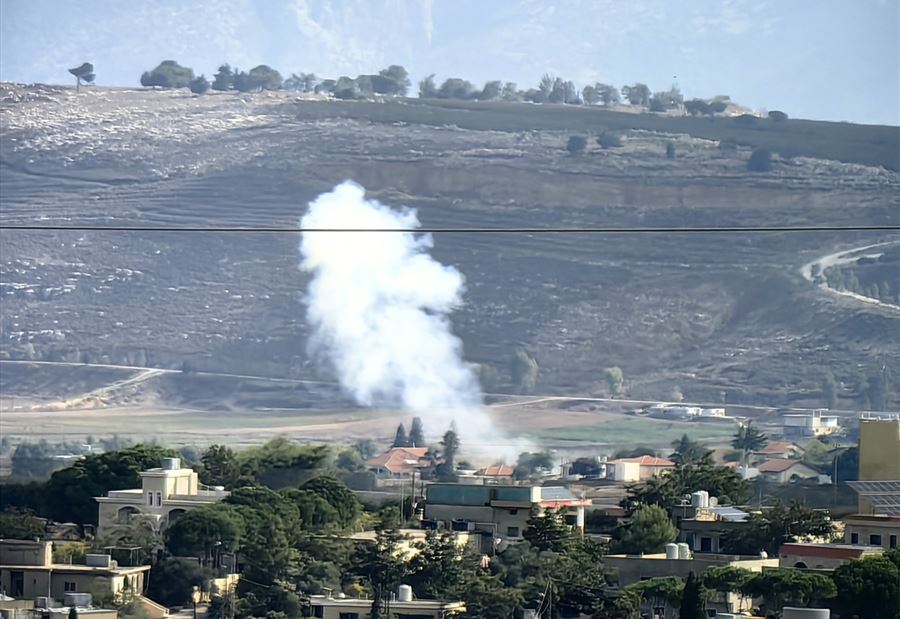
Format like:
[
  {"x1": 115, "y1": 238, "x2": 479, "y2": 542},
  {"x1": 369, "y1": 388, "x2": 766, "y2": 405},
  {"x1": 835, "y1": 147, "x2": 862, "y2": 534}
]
[{"x1": 0, "y1": 224, "x2": 898, "y2": 234}]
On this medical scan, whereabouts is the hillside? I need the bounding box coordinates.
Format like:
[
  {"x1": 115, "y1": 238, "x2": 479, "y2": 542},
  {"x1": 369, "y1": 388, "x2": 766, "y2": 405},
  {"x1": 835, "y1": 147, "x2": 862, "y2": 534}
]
[{"x1": 1, "y1": 84, "x2": 898, "y2": 416}]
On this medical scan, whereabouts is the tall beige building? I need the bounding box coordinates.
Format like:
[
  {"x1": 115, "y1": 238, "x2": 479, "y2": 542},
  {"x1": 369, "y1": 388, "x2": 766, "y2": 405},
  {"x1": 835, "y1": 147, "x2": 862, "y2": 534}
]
[{"x1": 857, "y1": 417, "x2": 900, "y2": 513}]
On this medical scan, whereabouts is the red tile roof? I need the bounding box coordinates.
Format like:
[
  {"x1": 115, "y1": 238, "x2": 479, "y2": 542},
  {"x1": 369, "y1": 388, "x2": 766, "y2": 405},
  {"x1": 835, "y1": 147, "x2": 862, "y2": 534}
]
[
  {"x1": 366, "y1": 447, "x2": 429, "y2": 474},
  {"x1": 482, "y1": 464, "x2": 514, "y2": 477},
  {"x1": 609, "y1": 456, "x2": 675, "y2": 467},
  {"x1": 756, "y1": 441, "x2": 799, "y2": 455}
]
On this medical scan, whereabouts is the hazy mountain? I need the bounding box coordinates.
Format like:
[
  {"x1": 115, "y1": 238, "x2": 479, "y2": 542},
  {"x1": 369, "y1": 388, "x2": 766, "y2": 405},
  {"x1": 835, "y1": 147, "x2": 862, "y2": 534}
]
[{"x1": 1, "y1": 0, "x2": 897, "y2": 125}]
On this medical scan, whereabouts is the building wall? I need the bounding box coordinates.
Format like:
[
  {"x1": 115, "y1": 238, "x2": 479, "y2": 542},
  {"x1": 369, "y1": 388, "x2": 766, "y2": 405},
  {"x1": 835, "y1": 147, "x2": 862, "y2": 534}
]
[
  {"x1": 0, "y1": 568, "x2": 145, "y2": 601},
  {"x1": 0, "y1": 541, "x2": 52, "y2": 567},
  {"x1": 858, "y1": 418, "x2": 900, "y2": 513},
  {"x1": 844, "y1": 517, "x2": 900, "y2": 549}
]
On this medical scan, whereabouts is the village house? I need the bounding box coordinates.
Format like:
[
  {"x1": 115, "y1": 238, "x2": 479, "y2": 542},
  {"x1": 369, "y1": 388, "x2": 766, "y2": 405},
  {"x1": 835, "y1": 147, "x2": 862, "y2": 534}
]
[
  {"x1": 670, "y1": 492, "x2": 751, "y2": 554},
  {"x1": 95, "y1": 457, "x2": 228, "y2": 540},
  {"x1": 308, "y1": 587, "x2": 464, "y2": 619},
  {"x1": 778, "y1": 542, "x2": 883, "y2": 570},
  {"x1": 756, "y1": 458, "x2": 823, "y2": 484},
  {"x1": 605, "y1": 455, "x2": 674, "y2": 482},
  {"x1": 423, "y1": 483, "x2": 589, "y2": 551},
  {"x1": 365, "y1": 447, "x2": 430, "y2": 478},
  {"x1": 782, "y1": 410, "x2": 840, "y2": 439},
  {"x1": 0, "y1": 540, "x2": 149, "y2": 603}
]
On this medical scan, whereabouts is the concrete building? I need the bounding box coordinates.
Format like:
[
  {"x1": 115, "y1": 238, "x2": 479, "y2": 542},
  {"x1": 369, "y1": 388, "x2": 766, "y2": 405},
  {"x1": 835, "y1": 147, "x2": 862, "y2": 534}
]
[
  {"x1": 843, "y1": 514, "x2": 900, "y2": 549},
  {"x1": 671, "y1": 494, "x2": 750, "y2": 554},
  {"x1": 782, "y1": 410, "x2": 840, "y2": 439},
  {"x1": 756, "y1": 459, "x2": 823, "y2": 484},
  {"x1": 0, "y1": 540, "x2": 149, "y2": 603},
  {"x1": 856, "y1": 416, "x2": 900, "y2": 513},
  {"x1": 754, "y1": 440, "x2": 803, "y2": 460},
  {"x1": 423, "y1": 484, "x2": 589, "y2": 551},
  {"x1": 605, "y1": 456, "x2": 674, "y2": 482},
  {"x1": 778, "y1": 542, "x2": 883, "y2": 570},
  {"x1": 605, "y1": 552, "x2": 777, "y2": 615},
  {"x1": 95, "y1": 457, "x2": 228, "y2": 540},
  {"x1": 308, "y1": 588, "x2": 464, "y2": 619}
]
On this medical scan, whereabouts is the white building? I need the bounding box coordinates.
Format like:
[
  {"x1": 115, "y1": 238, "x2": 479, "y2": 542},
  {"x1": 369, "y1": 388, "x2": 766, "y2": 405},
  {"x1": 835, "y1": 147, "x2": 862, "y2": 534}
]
[
  {"x1": 782, "y1": 410, "x2": 840, "y2": 438},
  {"x1": 95, "y1": 458, "x2": 228, "y2": 540}
]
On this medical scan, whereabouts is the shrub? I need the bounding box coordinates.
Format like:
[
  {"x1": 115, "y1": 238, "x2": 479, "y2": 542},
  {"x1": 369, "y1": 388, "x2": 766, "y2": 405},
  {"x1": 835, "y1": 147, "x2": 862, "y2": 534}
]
[
  {"x1": 597, "y1": 132, "x2": 624, "y2": 148},
  {"x1": 140, "y1": 60, "x2": 194, "y2": 89},
  {"x1": 734, "y1": 113, "x2": 759, "y2": 127},
  {"x1": 768, "y1": 110, "x2": 789, "y2": 122},
  {"x1": 189, "y1": 76, "x2": 209, "y2": 95},
  {"x1": 566, "y1": 135, "x2": 587, "y2": 154},
  {"x1": 748, "y1": 148, "x2": 773, "y2": 172},
  {"x1": 718, "y1": 137, "x2": 739, "y2": 152}
]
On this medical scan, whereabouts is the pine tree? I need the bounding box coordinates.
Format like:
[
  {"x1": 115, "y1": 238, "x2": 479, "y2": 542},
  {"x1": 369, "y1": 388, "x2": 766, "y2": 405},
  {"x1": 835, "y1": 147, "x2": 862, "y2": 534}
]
[
  {"x1": 409, "y1": 417, "x2": 425, "y2": 448},
  {"x1": 392, "y1": 424, "x2": 409, "y2": 448},
  {"x1": 679, "y1": 571, "x2": 706, "y2": 619}
]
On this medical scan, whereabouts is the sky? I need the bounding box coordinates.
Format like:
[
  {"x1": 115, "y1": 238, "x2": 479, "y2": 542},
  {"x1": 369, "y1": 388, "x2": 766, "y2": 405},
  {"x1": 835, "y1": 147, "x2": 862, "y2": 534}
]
[{"x1": 1, "y1": 0, "x2": 898, "y2": 125}]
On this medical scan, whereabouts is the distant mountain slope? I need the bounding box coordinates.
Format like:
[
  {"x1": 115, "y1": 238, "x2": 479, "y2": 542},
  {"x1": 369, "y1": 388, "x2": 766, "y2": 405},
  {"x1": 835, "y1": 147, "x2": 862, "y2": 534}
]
[{"x1": 1, "y1": 0, "x2": 897, "y2": 125}]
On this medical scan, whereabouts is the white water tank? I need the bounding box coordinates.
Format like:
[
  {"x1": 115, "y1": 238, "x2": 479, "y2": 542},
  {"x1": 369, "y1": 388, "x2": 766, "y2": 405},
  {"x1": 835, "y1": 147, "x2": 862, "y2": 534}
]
[
  {"x1": 782, "y1": 609, "x2": 830, "y2": 619},
  {"x1": 665, "y1": 543, "x2": 679, "y2": 559},
  {"x1": 677, "y1": 543, "x2": 691, "y2": 559},
  {"x1": 161, "y1": 457, "x2": 181, "y2": 470},
  {"x1": 397, "y1": 585, "x2": 413, "y2": 602},
  {"x1": 690, "y1": 491, "x2": 709, "y2": 508}
]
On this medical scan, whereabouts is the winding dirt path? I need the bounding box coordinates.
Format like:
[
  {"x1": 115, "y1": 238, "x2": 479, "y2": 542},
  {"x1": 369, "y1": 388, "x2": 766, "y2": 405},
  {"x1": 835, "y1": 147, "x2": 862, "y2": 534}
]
[{"x1": 800, "y1": 240, "x2": 900, "y2": 311}]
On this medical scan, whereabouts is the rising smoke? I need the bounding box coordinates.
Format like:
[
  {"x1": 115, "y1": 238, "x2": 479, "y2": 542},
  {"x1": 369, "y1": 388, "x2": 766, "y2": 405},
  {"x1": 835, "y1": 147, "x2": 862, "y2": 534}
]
[{"x1": 299, "y1": 181, "x2": 499, "y2": 446}]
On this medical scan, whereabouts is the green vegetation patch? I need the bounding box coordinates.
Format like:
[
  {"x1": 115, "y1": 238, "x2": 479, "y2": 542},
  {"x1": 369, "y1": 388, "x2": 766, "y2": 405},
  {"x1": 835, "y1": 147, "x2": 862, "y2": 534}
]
[{"x1": 531, "y1": 417, "x2": 736, "y2": 447}]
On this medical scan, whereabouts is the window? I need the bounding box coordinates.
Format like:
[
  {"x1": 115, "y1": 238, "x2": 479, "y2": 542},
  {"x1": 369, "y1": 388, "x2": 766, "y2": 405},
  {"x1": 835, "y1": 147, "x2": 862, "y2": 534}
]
[
  {"x1": 10, "y1": 572, "x2": 24, "y2": 597},
  {"x1": 850, "y1": 532, "x2": 859, "y2": 544},
  {"x1": 338, "y1": 614, "x2": 359, "y2": 619},
  {"x1": 156, "y1": 491, "x2": 162, "y2": 506},
  {"x1": 506, "y1": 526, "x2": 520, "y2": 538},
  {"x1": 869, "y1": 534, "x2": 882, "y2": 546},
  {"x1": 147, "y1": 492, "x2": 153, "y2": 506},
  {"x1": 700, "y1": 536, "x2": 713, "y2": 552},
  {"x1": 508, "y1": 509, "x2": 518, "y2": 515},
  {"x1": 64, "y1": 582, "x2": 77, "y2": 593},
  {"x1": 311, "y1": 606, "x2": 324, "y2": 619},
  {"x1": 890, "y1": 535, "x2": 897, "y2": 549}
]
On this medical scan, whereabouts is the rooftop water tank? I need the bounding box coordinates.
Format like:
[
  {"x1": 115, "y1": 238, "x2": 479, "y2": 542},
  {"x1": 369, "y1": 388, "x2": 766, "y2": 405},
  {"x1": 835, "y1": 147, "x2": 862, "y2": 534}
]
[
  {"x1": 677, "y1": 543, "x2": 691, "y2": 560},
  {"x1": 665, "y1": 543, "x2": 679, "y2": 559},
  {"x1": 64, "y1": 593, "x2": 92, "y2": 608},
  {"x1": 85, "y1": 554, "x2": 111, "y2": 568},
  {"x1": 397, "y1": 585, "x2": 413, "y2": 602},
  {"x1": 161, "y1": 457, "x2": 181, "y2": 470},
  {"x1": 690, "y1": 491, "x2": 709, "y2": 508}
]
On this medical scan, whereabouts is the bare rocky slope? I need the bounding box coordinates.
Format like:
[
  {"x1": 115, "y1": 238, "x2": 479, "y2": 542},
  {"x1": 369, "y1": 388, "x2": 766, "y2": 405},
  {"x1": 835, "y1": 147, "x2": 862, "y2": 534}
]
[{"x1": 1, "y1": 84, "x2": 898, "y2": 410}]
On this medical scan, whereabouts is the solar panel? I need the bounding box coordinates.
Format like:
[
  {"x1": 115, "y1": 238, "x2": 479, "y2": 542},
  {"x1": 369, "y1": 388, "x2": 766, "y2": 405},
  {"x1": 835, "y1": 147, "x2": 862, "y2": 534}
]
[{"x1": 847, "y1": 480, "x2": 900, "y2": 516}]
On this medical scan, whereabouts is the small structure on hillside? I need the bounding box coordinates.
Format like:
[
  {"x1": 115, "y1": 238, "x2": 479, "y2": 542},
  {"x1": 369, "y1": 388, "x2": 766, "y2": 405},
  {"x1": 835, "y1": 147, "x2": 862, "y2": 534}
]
[
  {"x1": 366, "y1": 447, "x2": 430, "y2": 478},
  {"x1": 605, "y1": 455, "x2": 674, "y2": 482}
]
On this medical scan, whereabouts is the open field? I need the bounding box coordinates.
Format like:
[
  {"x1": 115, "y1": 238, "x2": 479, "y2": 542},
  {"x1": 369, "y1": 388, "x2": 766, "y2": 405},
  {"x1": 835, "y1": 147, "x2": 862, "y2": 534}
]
[{"x1": 2, "y1": 84, "x2": 898, "y2": 445}]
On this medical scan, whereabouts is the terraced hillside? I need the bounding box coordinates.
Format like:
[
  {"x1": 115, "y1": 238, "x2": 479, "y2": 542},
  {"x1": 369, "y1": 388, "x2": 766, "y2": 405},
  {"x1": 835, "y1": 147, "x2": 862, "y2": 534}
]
[{"x1": 1, "y1": 84, "x2": 898, "y2": 414}]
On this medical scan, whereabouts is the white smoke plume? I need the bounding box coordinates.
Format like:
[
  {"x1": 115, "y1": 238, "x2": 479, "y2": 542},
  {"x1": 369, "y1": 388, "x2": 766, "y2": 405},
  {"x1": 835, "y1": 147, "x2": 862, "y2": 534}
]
[{"x1": 299, "y1": 181, "x2": 499, "y2": 446}]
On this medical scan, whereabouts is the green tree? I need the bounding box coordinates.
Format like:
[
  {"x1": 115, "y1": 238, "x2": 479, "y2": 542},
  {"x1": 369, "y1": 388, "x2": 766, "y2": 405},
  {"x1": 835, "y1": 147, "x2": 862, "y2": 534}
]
[
  {"x1": 418, "y1": 74, "x2": 438, "y2": 98},
  {"x1": 234, "y1": 65, "x2": 283, "y2": 92},
  {"x1": 392, "y1": 423, "x2": 410, "y2": 448},
  {"x1": 623, "y1": 461, "x2": 749, "y2": 511},
  {"x1": 678, "y1": 571, "x2": 706, "y2": 619},
  {"x1": 200, "y1": 445, "x2": 240, "y2": 488},
  {"x1": 582, "y1": 85, "x2": 599, "y2": 105},
  {"x1": 743, "y1": 569, "x2": 836, "y2": 615},
  {"x1": 352, "y1": 529, "x2": 410, "y2": 619},
  {"x1": 596, "y1": 83, "x2": 620, "y2": 106},
  {"x1": 409, "y1": 417, "x2": 426, "y2": 448},
  {"x1": 732, "y1": 421, "x2": 768, "y2": 470},
  {"x1": 68, "y1": 606, "x2": 78, "y2": 619},
  {"x1": 189, "y1": 75, "x2": 210, "y2": 95},
  {"x1": 702, "y1": 565, "x2": 753, "y2": 612},
  {"x1": 0, "y1": 508, "x2": 45, "y2": 539},
  {"x1": 669, "y1": 434, "x2": 712, "y2": 465},
  {"x1": 625, "y1": 577, "x2": 682, "y2": 618},
  {"x1": 597, "y1": 132, "x2": 624, "y2": 149},
  {"x1": 621, "y1": 83, "x2": 650, "y2": 107},
  {"x1": 523, "y1": 507, "x2": 573, "y2": 552},
  {"x1": 68, "y1": 62, "x2": 95, "y2": 91},
  {"x1": 165, "y1": 504, "x2": 245, "y2": 564},
  {"x1": 833, "y1": 551, "x2": 900, "y2": 619},
  {"x1": 438, "y1": 78, "x2": 475, "y2": 100},
  {"x1": 147, "y1": 557, "x2": 212, "y2": 607},
  {"x1": 747, "y1": 148, "x2": 772, "y2": 172},
  {"x1": 511, "y1": 348, "x2": 539, "y2": 393},
  {"x1": 768, "y1": 110, "x2": 789, "y2": 122},
  {"x1": 407, "y1": 531, "x2": 466, "y2": 598},
  {"x1": 501, "y1": 82, "x2": 520, "y2": 101},
  {"x1": 140, "y1": 60, "x2": 194, "y2": 88},
  {"x1": 44, "y1": 444, "x2": 177, "y2": 524},
  {"x1": 611, "y1": 504, "x2": 677, "y2": 554},
  {"x1": 212, "y1": 64, "x2": 234, "y2": 91},
  {"x1": 376, "y1": 65, "x2": 410, "y2": 95},
  {"x1": 457, "y1": 568, "x2": 523, "y2": 619},
  {"x1": 722, "y1": 501, "x2": 834, "y2": 555},
  {"x1": 300, "y1": 476, "x2": 361, "y2": 529},
  {"x1": 567, "y1": 135, "x2": 587, "y2": 155},
  {"x1": 604, "y1": 366, "x2": 624, "y2": 396}
]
